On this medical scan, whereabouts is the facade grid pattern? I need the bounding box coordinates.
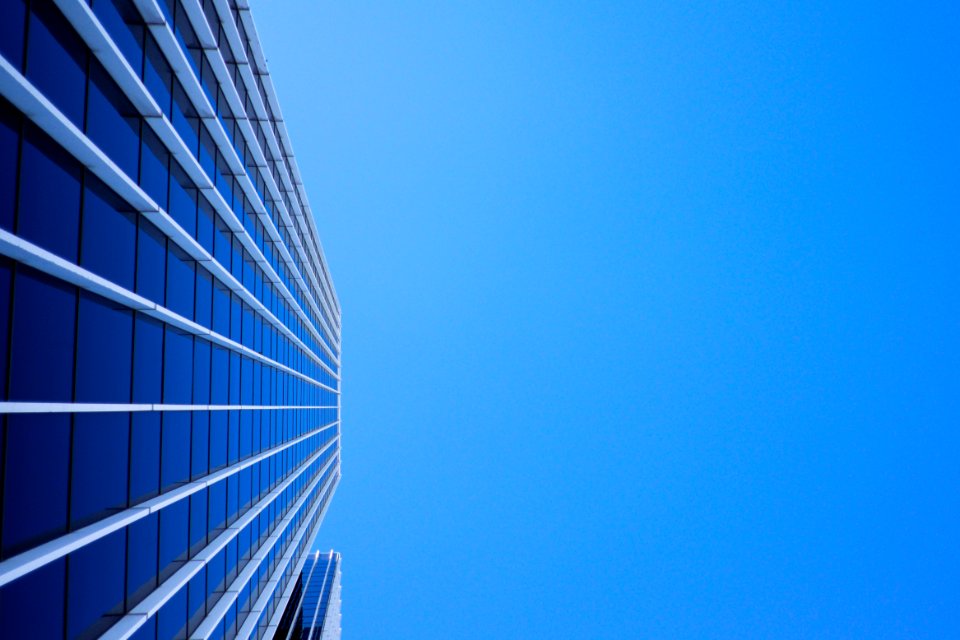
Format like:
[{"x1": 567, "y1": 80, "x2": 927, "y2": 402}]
[{"x1": 0, "y1": 0, "x2": 341, "y2": 639}]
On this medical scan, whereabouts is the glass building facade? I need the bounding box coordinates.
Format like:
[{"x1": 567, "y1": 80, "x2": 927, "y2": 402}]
[
  {"x1": 0, "y1": 0, "x2": 341, "y2": 638},
  {"x1": 273, "y1": 551, "x2": 341, "y2": 640}
]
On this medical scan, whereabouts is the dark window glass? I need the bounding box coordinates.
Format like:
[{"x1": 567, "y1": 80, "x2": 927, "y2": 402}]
[
  {"x1": 157, "y1": 586, "x2": 188, "y2": 640},
  {"x1": 161, "y1": 411, "x2": 191, "y2": 490},
  {"x1": 1, "y1": 414, "x2": 70, "y2": 557},
  {"x1": 143, "y1": 34, "x2": 173, "y2": 117},
  {"x1": 197, "y1": 194, "x2": 215, "y2": 251},
  {"x1": 0, "y1": 557, "x2": 65, "y2": 637},
  {"x1": 67, "y1": 528, "x2": 125, "y2": 639},
  {"x1": 140, "y1": 127, "x2": 169, "y2": 211},
  {"x1": 169, "y1": 161, "x2": 197, "y2": 236},
  {"x1": 212, "y1": 281, "x2": 230, "y2": 337},
  {"x1": 132, "y1": 314, "x2": 163, "y2": 403},
  {"x1": 195, "y1": 266, "x2": 213, "y2": 327},
  {"x1": 92, "y1": 0, "x2": 145, "y2": 74},
  {"x1": 71, "y1": 412, "x2": 129, "y2": 528},
  {"x1": 26, "y1": 1, "x2": 87, "y2": 127},
  {"x1": 159, "y1": 499, "x2": 188, "y2": 581},
  {"x1": 0, "y1": 258, "x2": 13, "y2": 398},
  {"x1": 209, "y1": 410, "x2": 227, "y2": 471},
  {"x1": 87, "y1": 61, "x2": 140, "y2": 179},
  {"x1": 188, "y1": 488, "x2": 207, "y2": 557},
  {"x1": 163, "y1": 327, "x2": 193, "y2": 404},
  {"x1": 0, "y1": 98, "x2": 21, "y2": 232},
  {"x1": 165, "y1": 244, "x2": 195, "y2": 319},
  {"x1": 229, "y1": 352, "x2": 241, "y2": 404},
  {"x1": 75, "y1": 293, "x2": 133, "y2": 403},
  {"x1": 211, "y1": 345, "x2": 229, "y2": 404},
  {"x1": 131, "y1": 618, "x2": 158, "y2": 640},
  {"x1": 136, "y1": 218, "x2": 167, "y2": 303},
  {"x1": 172, "y1": 80, "x2": 200, "y2": 156},
  {"x1": 126, "y1": 512, "x2": 159, "y2": 607},
  {"x1": 130, "y1": 412, "x2": 161, "y2": 503},
  {"x1": 191, "y1": 410, "x2": 209, "y2": 480},
  {"x1": 8, "y1": 267, "x2": 76, "y2": 402},
  {"x1": 17, "y1": 124, "x2": 82, "y2": 262},
  {"x1": 187, "y1": 566, "x2": 206, "y2": 635},
  {"x1": 80, "y1": 175, "x2": 137, "y2": 289},
  {"x1": 193, "y1": 339, "x2": 211, "y2": 404}
]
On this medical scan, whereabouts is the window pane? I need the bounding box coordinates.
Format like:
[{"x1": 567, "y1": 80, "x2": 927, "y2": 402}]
[
  {"x1": 0, "y1": 557, "x2": 65, "y2": 638},
  {"x1": 26, "y1": 1, "x2": 87, "y2": 127},
  {"x1": 80, "y1": 174, "x2": 137, "y2": 290},
  {"x1": 136, "y1": 217, "x2": 167, "y2": 303},
  {"x1": 0, "y1": 98, "x2": 21, "y2": 232},
  {"x1": 1, "y1": 414, "x2": 70, "y2": 557},
  {"x1": 157, "y1": 586, "x2": 188, "y2": 640},
  {"x1": 126, "y1": 512, "x2": 158, "y2": 608},
  {"x1": 8, "y1": 267, "x2": 76, "y2": 402},
  {"x1": 67, "y1": 528, "x2": 125, "y2": 638},
  {"x1": 86, "y1": 60, "x2": 140, "y2": 179},
  {"x1": 163, "y1": 327, "x2": 193, "y2": 404},
  {"x1": 132, "y1": 314, "x2": 163, "y2": 403},
  {"x1": 70, "y1": 412, "x2": 129, "y2": 528},
  {"x1": 161, "y1": 411, "x2": 190, "y2": 490},
  {"x1": 159, "y1": 499, "x2": 188, "y2": 582},
  {"x1": 0, "y1": 258, "x2": 12, "y2": 399},
  {"x1": 140, "y1": 127, "x2": 169, "y2": 212},
  {"x1": 92, "y1": 0, "x2": 145, "y2": 74},
  {"x1": 75, "y1": 292, "x2": 133, "y2": 403},
  {"x1": 165, "y1": 244, "x2": 195, "y2": 319},
  {"x1": 130, "y1": 412, "x2": 161, "y2": 503}
]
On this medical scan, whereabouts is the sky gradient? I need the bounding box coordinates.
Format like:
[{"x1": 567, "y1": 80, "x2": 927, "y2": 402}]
[{"x1": 255, "y1": 2, "x2": 959, "y2": 638}]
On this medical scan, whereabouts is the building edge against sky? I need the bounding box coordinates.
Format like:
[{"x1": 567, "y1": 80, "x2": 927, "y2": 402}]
[
  {"x1": 273, "y1": 550, "x2": 342, "y2": 640},
  {"x1": 0, "y1": 0, "x2": 341, "y2": 638}
]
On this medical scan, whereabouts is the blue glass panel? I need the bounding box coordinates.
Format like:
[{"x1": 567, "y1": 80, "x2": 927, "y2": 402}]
[
  {"x1": 8, "y1": 267, "x2": 76, "y2": 402},
  {"x1": 81, "y1": 175, "x2": 137, "y2": 290},
  {"x1": 71, "y1": 412, "x2": 129, "y2": 528},
  {"x1": 187, "y1": 566, "x2": 206, "y2": 635},
  {"x1": 26, "y1": 1, "x2": 87, "y2": 127},
  {"x1": 67, "y1": 528, "x2": 125, "y2": 638},
  {"x1": 126, "y1": 512, "x2": 158, "y2": 606},
  {"x1": 17, "y1": 124, "x2": 82, "y2": 262},
  {"x1": 195, "y1": 266, "x2": 213, "y2": 327},
  {"x1": 213, "y1": 281, "x2": 230, "y2": 336},
  {"x1": 0, "y1": 557, "x2": 64, "y2": 637},
  {"x1": 157, "y1": 585, "x2": 188, "y2": 640},
  {"x1": 193, "y1": 339, "x2": 211, "y2": 404},
  {"x1": 130, "y1": 412, "x2": 161, "y2": 503},
  {"x1": 0, "y1": 259, "x2": 12, "y2": 398},
  {"x1": 0, "y1": 98, "x2": 20, "y2": 232},
  {"x1": 143, "y1": 33, "x2": 173, "y2": 117},
  {"x1": 133, "y1": 314, "x2": 163, "y2": 403},
  {"x1": 76, "y1": 293, "x2": 133, "y2": 403},
  {"x1": 239, "y1": 410, "x2": 252, "y2": 460},
  {"x1": 1, "y1": 414, "x2": 70, "y2": 557},
  {"x1": 226, "y1": 474, "x2": 238, "y2": 525},
  {"x1": 87, "y1": 60, "x2": 140, "y2": 179},
  {"x1": 136, "y1": 218, "x2": 167, "y2": 303},
  {"x1": 209, "y1": 410, "x2": 227, "y2": 471},
  {"x1": 161, "y1": 411, "x2": 191, "y2": 490},
  {"x1": 159, "y1": 498, "x2": 188, "y2": 581},
  {"x1": 140, "y1": 127, "x2": 170, "y2": 211},
  {"x1": 211, "y1": 345, "x2": 229, "y2": 404},
  {"x1": 0, "y1": 0, "x2": 26, "y2": 70},
  {"x1": 207, "y1": 547, "x2": 226, "y2": 599},
  {"x1": 189, "y1": 488, "x2": 207, "y2": 556},
  {"x1": 92, "y1": 0, "x2": 145, "y2": 74},
  {"x1": 163, "y1": 327, "x2": 194, "y2": 404},
  {"x1": 172, "y1": 81, "x2": 200, "y2": 156},
  {"x1": 166, "y1": 244, "x2": 196, "y2": 319},
  {"x1": 197, "y1": 195, "x2": 215, "y2": 251},
  {"x1": 227, "y1": 410, "x2": 240, "y2": 465},
  {"x1": 213, "y1": 217, "x2": 231, "y2": 268},
  {"x1": 169, "y1": 161, "x2": 197, "y2": 237},
  {"x1": 208, "y1": 479, "x2": 227, "y2": 535},
  {"x1": 131, "y1": 618, "x2": 158, "y2": 640},
  {"x1": 229, "y1": 352, "x2": 241, "y2": 404},
  {"x1": 191, "y1": 410, "x2": 210, "y2": 480}
]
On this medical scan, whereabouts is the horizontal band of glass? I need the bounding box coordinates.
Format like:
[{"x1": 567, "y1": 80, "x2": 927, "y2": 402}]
[
  {"x1": 0, "y1": 228, "x2": 337, "y2": 394},
  {"x1": 193, "y1": 458, "x2": 337, "y2": 639},
  {"x1": 101, "y1": 450, "x2": 339, "y2": 640},
  {"x1": 127, "y1": 0, "x2": 341, "y2": 344},
  {"x1": 0, "y1": 54, "x2": 340, "y2": 376},
  {"x1": 178, "y1": 0, "x2": 340, "y2": 326},
  {"x1": 0, "y1": 402, "x2": 339, "y2": 414},
  {"x1": 0, "y1": 417, "x2": 339, "y2": 588},
  {"x1": 237, "y1": 476, "x2": 340, "y2": 640}
]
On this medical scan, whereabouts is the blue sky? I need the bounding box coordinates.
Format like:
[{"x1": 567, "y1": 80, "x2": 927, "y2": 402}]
[{"x1": 255, "y1": 2, "x2": 959, "y2": 638}]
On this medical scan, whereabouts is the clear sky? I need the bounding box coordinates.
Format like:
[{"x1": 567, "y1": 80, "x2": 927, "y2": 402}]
[{"x1": 255, "y1": 2, "x2": 959, "y2": 638}]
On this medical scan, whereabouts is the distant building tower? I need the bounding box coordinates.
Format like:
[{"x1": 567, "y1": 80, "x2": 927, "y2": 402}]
[
  {"x1": 273, "y1": 550, "x2": 342, "y2": 640},
  {"x1": 0, "y1": 0, "x2": 341, "y2": 638}
]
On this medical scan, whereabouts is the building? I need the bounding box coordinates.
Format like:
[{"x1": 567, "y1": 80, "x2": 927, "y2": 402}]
[
  {"x1": 0, "y1": 0, "x2": 341, "y2": 638},
  {"x1": 272, "y1": 550, "x2": 342, "y2": 640}
]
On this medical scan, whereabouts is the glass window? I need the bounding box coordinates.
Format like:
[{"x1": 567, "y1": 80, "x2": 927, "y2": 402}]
[
  {"x1": 130, "y1": 412, "x2": 161, "y2": 503},
  {"x1": 193, "y1": 339, "x2": 211, "y2": 404},
  {"x1": 1, "y1": 414, "x2": 70, "y2": 557},
  {"x1": 172, "y1": 80, "x2": 200, "y2": 156},
  {"x1": 157, "y1": 584, "x2": 188, "y2": 640},
  {"x1": 8, "y1": 267, "x2": 76, "y2": 402},
  {"x1": 169, "y1": 161, "x2": 198, "y2": 237},
  {"x1": 161, "y1": 411, "x2": 191, "y2": 490},
  {"x1": 165, "y1": 244, "x2": 196, "y2": 319},
  {"x1": 209, "y1": 410, "x2": 227, "y2": 471},
  {"x1": 132, "y1": 313, "x2": 163, "y2": 403},
  {"x1": 92, "y1": 0, "x2": 145, "y2": 74},
  {"x1": 195, "y1": 265, "x2": 213, "y2": 327},
  {"x1": 17, "y1": 124, "x2": 82, "y2": 262},
  {"x1": 188, "y1": 488, "x2": 207, "y2": 557},
  {"x1": 0, "y1": 557, "x2": 65, "y2": 638},
  {"x1": 163, "y1": 327, "x2": 194, "y2": 404},
  {"x1": 159, "y1": 498, "x2": 188, "y2": 582},
  {"x1": 191, "y1": 410, "x2": 210, "y2": 480},
  {"x1": 143, "y1": 33, "x2": 173, "y2": 117},
  {"x1": 126, "y1": 511, "x2": 159, "y2": 608},
  {"x1": 70, "y1": 412, "x2": 129, "y2": 529},
  {"x1": 187, "y1": 566, "x2": 206, "y2": 635},
  {"x1": 140, "y1": 127, "x2": 170, "y2": 212},
  {"x1": 136, "y1": 217, "x2": 167, "y2": 303},
  {"x1": 211, "y1": 345, "x2": 229, "y2": 405},
  {"x1": 81, "y1": 174, "x2": 137, "y2": 290},
  {"x1": 26, "y1": 1, "x2": 87, "y2": 127},
  {"x1": 197, "y1": 194, "x2": 215, "y2": 252},
  {"x1": 208, "y1": 478, "x2": 227, "y2": 536},
  {"x1": 0, "y1": 98, "x2": 20, "y2": 232},
  {"x1": 66, "y1": 528, "x2": 125, "y2": 638},
  {"x1": 87, "y1": 60, "x2": 140, "y2": 180},
  {"x1": 0, "y1": 258, "x2": 13, "y2": 399},
  {"x1": 229, "y1": 351, "x2": 241, "y2": 404},
  {"x1": 213, "y1": 281, "x2": 231, "y2": 337},
  {"x1": 227, "y1": 409, "x2": 240, "y2": 464},
  {"x1": 75, "y1": 292, "x2": 134, "y2": 403}
]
